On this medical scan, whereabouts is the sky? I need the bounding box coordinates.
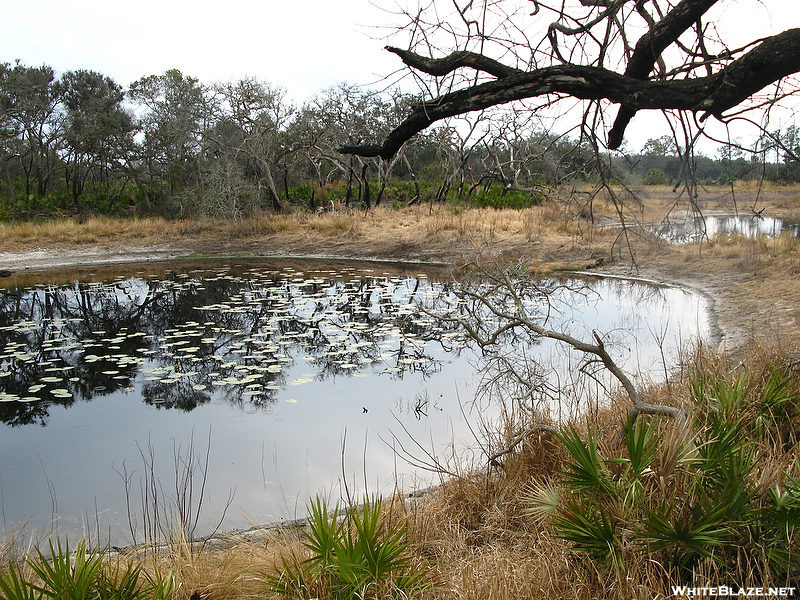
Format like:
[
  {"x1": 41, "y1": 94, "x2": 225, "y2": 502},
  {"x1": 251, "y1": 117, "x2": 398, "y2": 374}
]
[
  {"x1": 3, "y1": 0, "x2": 800, "y2": 153},
  {"x1": 1, "y1": 0, "x2": 401, "y2": 99}
]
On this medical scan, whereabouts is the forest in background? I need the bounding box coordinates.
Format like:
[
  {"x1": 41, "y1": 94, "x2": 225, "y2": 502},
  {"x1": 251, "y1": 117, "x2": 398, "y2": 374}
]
[{"x1": 2, "y1": 61, "x2": 800, "y2": 221}]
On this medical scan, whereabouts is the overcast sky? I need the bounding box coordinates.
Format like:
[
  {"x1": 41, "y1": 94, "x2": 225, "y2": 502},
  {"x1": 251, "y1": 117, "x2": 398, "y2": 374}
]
[
  {"x1": 3, "y1": 0, "x2": 800, "y2": 152},
  {"x1": 1, "y1": 0, "x2": 400, "y2": 99}
]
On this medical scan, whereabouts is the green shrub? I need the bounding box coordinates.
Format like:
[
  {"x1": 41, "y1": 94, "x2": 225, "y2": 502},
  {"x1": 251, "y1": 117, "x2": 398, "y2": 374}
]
[
  {"x1": 0, "y1": 538, "x2": 176, "y2": 600},
  {"x1": 529, "y1": 367, "x2": 800, "y2": 584},
  {"x1": 265, "y1": 495, "x2": 428, "y2": 599},
  {"x1": 643, "y1": 168, "x2": 668, "y2": 185},
  {"x1": 465, "y1": 185, "x2": 542, "y2": 209}
]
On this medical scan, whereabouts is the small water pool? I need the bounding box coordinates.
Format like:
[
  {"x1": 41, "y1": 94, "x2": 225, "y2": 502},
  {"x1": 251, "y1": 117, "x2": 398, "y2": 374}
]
[{"x1": 0, "y1": 258, "x2": 710, "y2": 545}]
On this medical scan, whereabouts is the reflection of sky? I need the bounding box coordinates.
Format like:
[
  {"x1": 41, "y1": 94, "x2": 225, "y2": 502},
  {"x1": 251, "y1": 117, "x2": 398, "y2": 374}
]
[
  {"x1": 654, "y1": 215, "x2": 800, "y2": 243},
  {"x1": 0, "y1": 262, "x2": 709, "y2": 546}
]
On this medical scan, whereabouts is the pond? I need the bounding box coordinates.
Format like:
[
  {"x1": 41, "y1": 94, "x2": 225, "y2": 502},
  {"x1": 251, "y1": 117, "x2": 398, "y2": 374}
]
[
  {"x1": 652, "y1": 214, "x2": 800, "y2": 243},
  {"x1": 0, "y1": 258, "x2": 711, "y2": 546}
]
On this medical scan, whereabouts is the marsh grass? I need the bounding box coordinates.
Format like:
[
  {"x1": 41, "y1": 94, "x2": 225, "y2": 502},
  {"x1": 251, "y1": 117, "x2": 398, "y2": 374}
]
[
  {"x1": 0, "y1": 200, "x2": 599, "y2": 260},
  {"x1": 2, "y1": 188, "x2": 797, "y2": 284},
  {"x1": 305, "y1": 214, "x2": 361, "y2": 236},
  {"x1": 0, "y1": 217, "x2": 172, "y2": 246}
]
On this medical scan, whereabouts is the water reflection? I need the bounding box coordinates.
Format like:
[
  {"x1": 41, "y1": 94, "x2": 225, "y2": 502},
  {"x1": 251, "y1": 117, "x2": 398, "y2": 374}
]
[
  {"x1": 0, "y1": 259, "x2": 709, "y2": 545},
  {"x1": 652, "y1": 215, "x2": 800, "y2": 243},
  {"x1": 0, "y1": 265, "x2": 461, "y2": 425}
]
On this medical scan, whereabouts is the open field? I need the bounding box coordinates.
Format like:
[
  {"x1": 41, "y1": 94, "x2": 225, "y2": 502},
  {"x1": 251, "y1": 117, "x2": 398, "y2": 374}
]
[{"x1": 1, "y1": 183, "x2": 799, "y2": 599}]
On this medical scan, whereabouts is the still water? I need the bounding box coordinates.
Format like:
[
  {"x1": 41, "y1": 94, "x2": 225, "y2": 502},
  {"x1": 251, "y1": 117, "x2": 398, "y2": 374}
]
[
  {"x1": 0, "y1": 258, "x2": 710, "y2": 545},
  {"x1": 653, "y1": 214, "x2": 800, "y2": 243}
]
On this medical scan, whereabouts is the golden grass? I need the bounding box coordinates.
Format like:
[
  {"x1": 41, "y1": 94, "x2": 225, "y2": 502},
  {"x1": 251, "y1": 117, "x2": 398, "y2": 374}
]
[
  {"x1": 0, "y1": 216, "x2": 171, "y2": 245},
  {"x1": 0, "y1": 201, "x2": 584, "y2": 260},
  {"x1": 0, "y1": 184, "x2": 796, "y2": 255},
  {"x1": 304, "y1": 214, "x2": 361, "y2": 236}
]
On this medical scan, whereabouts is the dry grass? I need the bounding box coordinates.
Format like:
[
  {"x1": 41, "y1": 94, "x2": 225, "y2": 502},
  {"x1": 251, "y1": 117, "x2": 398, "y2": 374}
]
[
  {"x1": 0, "y1": 216, "x2": 175, "y2": 246},
  {"x1": 0, "y1": 201, "x2": 588, "y2": 264},
  {"x1": 0, "y1": 183, "x2": 796, "y2": 259}
]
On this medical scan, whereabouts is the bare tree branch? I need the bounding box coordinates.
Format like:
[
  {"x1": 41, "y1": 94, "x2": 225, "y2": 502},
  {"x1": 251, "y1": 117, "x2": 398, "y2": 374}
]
[
  {"x1": 341, "y1": 0, "x2": 800, "y2": 159},
  {"x1": 608, "y1": 0, "x2": 721, "y2": 148},
  {"x1": 385, "y1": 46, "x2": 523, "y2": 79}
]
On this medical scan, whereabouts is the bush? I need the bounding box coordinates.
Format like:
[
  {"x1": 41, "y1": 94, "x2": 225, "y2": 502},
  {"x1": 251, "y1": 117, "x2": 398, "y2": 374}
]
[
  {"x1": 465, "y1": 184, "x2": 543, "y2": 209},
  {"x1": 643, "y1": 168, "x2": 668, "y2": 185},
  {"x1": 265, "y1": 495, "x2": 428, "y2": 599}
]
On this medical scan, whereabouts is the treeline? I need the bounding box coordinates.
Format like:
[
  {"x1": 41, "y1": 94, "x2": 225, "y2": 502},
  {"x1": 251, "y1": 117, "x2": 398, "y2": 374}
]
[{"x1": 2, "y1": 61, "x2": 800, "y2": 220}]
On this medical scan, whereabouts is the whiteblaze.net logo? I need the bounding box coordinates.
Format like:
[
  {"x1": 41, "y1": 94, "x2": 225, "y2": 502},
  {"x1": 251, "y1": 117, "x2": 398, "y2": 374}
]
[{"x1": 671, "y1": 587, "x2": 796, "y2": 597}]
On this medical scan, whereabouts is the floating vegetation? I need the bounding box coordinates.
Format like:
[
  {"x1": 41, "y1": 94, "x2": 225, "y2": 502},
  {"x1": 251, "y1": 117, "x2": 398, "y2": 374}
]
[
  {"x1": 0, "y1": 258, "x2": 714, "y2": 548},
  {"x1": 0, "y1": 261, "x2": 459, "y2": 425}
]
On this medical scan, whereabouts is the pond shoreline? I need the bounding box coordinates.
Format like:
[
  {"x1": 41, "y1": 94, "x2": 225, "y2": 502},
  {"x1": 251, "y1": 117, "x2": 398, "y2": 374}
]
[
  {"x1": 0, "y1": 238, "x2": 725, "y2": 549},
  {"x1": 0, "y1": 237, "x2": 751, "y2": 356}
]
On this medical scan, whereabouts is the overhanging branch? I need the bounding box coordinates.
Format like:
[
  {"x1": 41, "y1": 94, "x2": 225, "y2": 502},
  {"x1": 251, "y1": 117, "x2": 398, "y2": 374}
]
[
  {"x1": 385, "y1": 46, "x2": 522, "y2": 79},
  {"x1": 340, "y1": 28, "x2": 800, "y2": 159},
  {"x1": 609, "y1": 0, "x2": 721, "y2": 148}
]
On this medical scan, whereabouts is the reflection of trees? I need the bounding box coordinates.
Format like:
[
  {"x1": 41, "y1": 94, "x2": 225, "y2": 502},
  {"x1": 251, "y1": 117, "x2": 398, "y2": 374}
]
[
  {"x1": 0, "y1": 265, "x2": 469, "y2": 426},
  {"x1": 0, "y1": 281, "x2": 157, "y2": 425}
]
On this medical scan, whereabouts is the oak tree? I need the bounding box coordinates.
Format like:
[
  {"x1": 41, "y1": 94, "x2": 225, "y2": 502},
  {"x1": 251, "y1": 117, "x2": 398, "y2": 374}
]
[{"x1": 341, "y1": 0, "x2": 800, "y2": 162}]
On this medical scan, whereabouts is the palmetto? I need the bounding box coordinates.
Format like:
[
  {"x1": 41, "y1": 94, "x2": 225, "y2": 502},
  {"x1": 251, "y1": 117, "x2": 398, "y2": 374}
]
[
  {"x1": 265, "y1": 495, "x2": 427, "y2": 599},
  {"x1": 528, "y1": 366, "x2": 800, "y2": 583}
]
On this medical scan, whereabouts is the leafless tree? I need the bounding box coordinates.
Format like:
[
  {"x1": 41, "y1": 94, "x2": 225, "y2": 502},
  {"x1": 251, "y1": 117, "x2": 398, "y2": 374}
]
[
  {"x1": 427, "y1": 259, "x2": 685, "y2": 463},
  {"x1": 341, "y1": 0, "x2": 800, "y2": 163}
]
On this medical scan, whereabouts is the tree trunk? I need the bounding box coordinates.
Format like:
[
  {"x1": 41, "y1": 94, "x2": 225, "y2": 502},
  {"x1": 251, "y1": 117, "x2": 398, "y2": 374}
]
[
  {"x1": 2, "y1": 160, "x2": 14, "y2": 204},
  {"x1": 402, "y1": 155, "x2": 421, "y2": 204},
  {"x1": 345, "y1": 165, "x2": 355, "y2": 206},
  {"x1": 360, "y1": 163, "x2": 371, "y2": 209},
  {"x1": 259, "y1": 159, "x2": 283, "y2": 212}
]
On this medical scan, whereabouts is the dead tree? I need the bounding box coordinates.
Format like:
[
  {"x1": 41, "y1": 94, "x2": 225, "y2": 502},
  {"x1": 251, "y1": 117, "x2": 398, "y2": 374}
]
[{"x1": 428, "y1": 261, "x2": 683, "y2": 461}]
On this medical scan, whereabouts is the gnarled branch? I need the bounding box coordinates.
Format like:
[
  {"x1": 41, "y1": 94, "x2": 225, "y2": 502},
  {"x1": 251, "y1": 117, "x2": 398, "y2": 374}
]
[
  {"x1": 609, "y1": 0, "x2": 721, "y2": 148},
  {"x1": 385, "y1": 46, "x2": 522, "y2": 79},
  {"x1": 341, "y1": 28, "x2": 800, "y2": 159}
]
